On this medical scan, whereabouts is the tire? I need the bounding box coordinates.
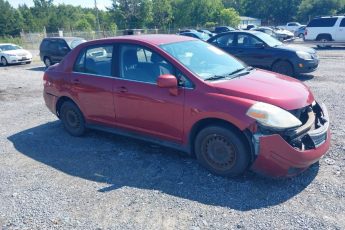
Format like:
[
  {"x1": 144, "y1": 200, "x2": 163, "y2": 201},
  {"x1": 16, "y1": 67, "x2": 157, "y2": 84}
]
[
  {"x1": 44, "y1": 57, "x2": 52, "y2": 67},
  {"x1": 26, "y1": 61, "x2": 31, "y2": 64},
  {"x1": 272, "y1": 60, "x2": 294, "y2": 76},
  {"x1": 299, "y1": 33, "x2": 304, "y2": 40},
  {"x1": 1, "y1": 57, "x2": 8, "y2": 66},
  {"x1": 60, "y1": 101, "x2": 86, "y2": 136},
  {"x1": 194, "y1": 126, "x2": 250, "y2": 177},
  {"x1": 317, "y1": 35, "x2": 332, "y2": 48}
]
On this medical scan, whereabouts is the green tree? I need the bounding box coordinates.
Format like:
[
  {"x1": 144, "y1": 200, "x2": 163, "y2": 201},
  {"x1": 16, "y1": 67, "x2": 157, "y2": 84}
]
[
  {"x1": 0, "y1": 0, "x2": 24, "y2": 36},
  {"x1": 298, "y1": 0, "x2": 345, "y2": 22},
  {"x1": 242, "y1": 0, "x2": 302, "y2": 24},
  {"x1": 109, "y1": 0, "x2": 153, "y2": 29},
  {"x1": 219, "y1": 8, "x2": 240, "y2": 27},
  {"x1": 152, "y1": 0, "x2": 173, "y2": 28},
  {"x1": 172, "y1": 0, "x2": 223, "y2": 27}
]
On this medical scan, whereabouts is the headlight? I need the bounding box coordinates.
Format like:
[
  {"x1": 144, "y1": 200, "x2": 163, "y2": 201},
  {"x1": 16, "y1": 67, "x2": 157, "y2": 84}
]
[
  {"x1": 246, "y1": 102, "x2": 302, "y2": 130},
  {"x1": 296, "y1": 51, "x2": 312, "y2": 60}
]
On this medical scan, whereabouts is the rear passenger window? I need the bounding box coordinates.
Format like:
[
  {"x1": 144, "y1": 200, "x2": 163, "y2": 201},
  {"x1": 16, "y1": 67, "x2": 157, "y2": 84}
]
[
  {"x1": 74, "y1": 45, "x2": 113, "y2": 76},
  {"x1": 212, "y1": 34, "x2": 235, "y2": 47},
  {"x1": 307, "y1": 18, "x2": 338, "y2": 27},
  {"x1": 340, "y1": 18, "x2": 345, "y2": 27}
]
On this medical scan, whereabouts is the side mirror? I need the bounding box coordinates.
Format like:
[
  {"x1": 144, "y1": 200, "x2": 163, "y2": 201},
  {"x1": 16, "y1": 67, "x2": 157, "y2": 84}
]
[{"x1": 157, "y1": 74, "x2": 178, "y2": 88}]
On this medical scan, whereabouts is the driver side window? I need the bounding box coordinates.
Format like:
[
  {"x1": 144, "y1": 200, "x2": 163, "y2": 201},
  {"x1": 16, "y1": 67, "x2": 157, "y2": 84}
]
[
  {"x1": 237, "y1": 34, "x2": 263, "y2": 47},
  {"x1": 120, "y1": 44, "x2": 174, "y2": 84}
]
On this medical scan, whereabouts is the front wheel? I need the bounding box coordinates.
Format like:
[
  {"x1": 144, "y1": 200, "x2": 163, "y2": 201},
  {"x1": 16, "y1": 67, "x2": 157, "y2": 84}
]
[
  {"x1": 60, "y1": 101, "x2": 86, "y2": 136},
  {"x1": 194, "y1": 126, "x2": 250, "y2": 177},
  {"x1": 1, "y1": 57, "x2": 8, "y2": 66},
  {"x1": 44, "y1": 57, "x2": 52, "y2": 67},
  {"x1": 272, "y1": 60, "x2": 294, "y2": 77}
]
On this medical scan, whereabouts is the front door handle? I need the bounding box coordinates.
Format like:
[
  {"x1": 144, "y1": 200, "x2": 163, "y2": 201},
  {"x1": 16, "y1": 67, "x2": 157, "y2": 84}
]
[{"x1": 118, "y1": 86, "x2": 128, "y2": 93}]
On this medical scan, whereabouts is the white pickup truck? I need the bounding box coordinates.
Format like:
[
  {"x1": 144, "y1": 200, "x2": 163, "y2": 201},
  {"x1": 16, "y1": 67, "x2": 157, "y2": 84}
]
[{"x1": 278, "y1": 22, "x2": 305, "y2": 32}]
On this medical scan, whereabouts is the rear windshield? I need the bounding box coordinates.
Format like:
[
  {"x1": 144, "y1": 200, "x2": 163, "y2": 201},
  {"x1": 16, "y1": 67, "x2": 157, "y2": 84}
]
[
  {"x1": 307, "y1": 18, "x2": 338, "y2": 27},
  {"x1": 66, "y1": 38, "x2": 86, "y2": 49}
]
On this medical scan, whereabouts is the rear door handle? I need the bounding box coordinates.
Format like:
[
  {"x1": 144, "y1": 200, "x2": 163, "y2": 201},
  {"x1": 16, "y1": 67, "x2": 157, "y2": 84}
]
[
  {"x1": 118, "y1": 86, "x2": 128, "y2": 93},
  {"x1": 71, "y1": 79, "x2": 80, "y2": 85}
]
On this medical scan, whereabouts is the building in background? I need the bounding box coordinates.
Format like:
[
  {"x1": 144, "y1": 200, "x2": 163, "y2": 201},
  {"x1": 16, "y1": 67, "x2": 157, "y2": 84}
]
[{"x1": 239, "y1": 16, "x2": 261, "y2": 29}]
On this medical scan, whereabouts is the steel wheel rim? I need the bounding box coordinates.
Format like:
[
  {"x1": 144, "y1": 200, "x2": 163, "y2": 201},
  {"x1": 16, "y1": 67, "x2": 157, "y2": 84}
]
[
  {"x1": 202, "y1": 134, "x2": 237, "y2": 171},
  {"x1": 65, "y1": 110, "x2": 80, "y2": 129},
  {"x1": 45, "y1": 58, "x2": 51, "y2": 66}
]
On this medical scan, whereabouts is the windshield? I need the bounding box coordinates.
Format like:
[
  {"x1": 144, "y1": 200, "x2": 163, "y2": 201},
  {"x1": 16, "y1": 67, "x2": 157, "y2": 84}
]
[
  {"x1": 160, "y1": 40, "x2": 246, "y2": 80},
  {"x1": 254, "y1": 32, "x2": 282, "y2": 47},
  {"x1": 67, "y1": 39, "x2": 86, "y2": 49},
  {"x1": 0, "y1": 44, "x2": 22, "y2": 51}
]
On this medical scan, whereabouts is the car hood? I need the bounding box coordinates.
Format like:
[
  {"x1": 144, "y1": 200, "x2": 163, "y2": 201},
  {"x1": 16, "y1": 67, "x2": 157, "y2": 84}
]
[
  {"x1": 211, "y1": 69, "x2": 314, "y2": 110},
  {"x1": 2, "y1": 49, "x2": 32, "y2": 56},
  {"x1": 275, "y1": 44, "x2": 316, "y2": 54}
]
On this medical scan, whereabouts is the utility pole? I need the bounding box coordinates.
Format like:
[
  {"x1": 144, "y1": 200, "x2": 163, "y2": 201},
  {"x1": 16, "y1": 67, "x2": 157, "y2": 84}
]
[{"x1": 95, "y1": 0, "x2": 101, "y2": 32}]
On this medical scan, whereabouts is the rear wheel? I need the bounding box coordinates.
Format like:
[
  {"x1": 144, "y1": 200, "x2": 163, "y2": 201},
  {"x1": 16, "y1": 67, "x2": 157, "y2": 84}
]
[
  {"x1": 194, "y1": 126, "x2": 250, "y2": 177},
  {"x1": 60, "y1": 101, "x2": 86, "y2": 136},
  {"x1": 26, "y1": 61, "x2": 31, "y2": 64},
  {"x1": 1, "y1": 57, "x2": 8, "y2": 66},
  {"x1": 317, "y1": 35, "x2": 332, "y2": 48},
  {"x1": 272, "y1": 60, "x2": 294, "y2": 76},
  {"x1": 44, "y1": 57, "x2": 52, "y2": 67}
]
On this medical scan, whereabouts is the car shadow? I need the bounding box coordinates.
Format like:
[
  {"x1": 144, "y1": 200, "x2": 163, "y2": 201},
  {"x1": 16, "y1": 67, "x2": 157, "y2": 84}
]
[
  {"x1": 7, "y1": 121, "x2": 319, "y2": 211},
  {"x1": 298, "y1": 74, "x2": 314, "y2": 81},
  {"x1": 26, "y1": 66, "x2": 46, "y2": 72},
  {"x1": 314, "y1": 46, "x2": 345, "y2": 51}
]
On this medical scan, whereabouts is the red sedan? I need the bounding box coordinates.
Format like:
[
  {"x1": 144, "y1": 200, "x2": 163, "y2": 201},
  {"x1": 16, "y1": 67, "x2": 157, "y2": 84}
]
[{"x1": 43, "y1": 35, "x2": 330, "y2": 177}]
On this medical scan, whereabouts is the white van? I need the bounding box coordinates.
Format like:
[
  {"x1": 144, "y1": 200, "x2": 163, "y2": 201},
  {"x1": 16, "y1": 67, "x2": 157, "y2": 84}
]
[{"x1": 304, "y1": 16, "x2": 345, "y2": 46}]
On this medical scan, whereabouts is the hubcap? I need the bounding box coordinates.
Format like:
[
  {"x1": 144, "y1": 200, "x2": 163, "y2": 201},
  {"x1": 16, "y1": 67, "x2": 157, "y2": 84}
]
[
  {"x1": 202, "y1": 134, "x2": 236, "y2": 171},
  {"x1": 2, "y1": 58, "x2": 6, "y2": 65},
  {"x1": 45, "y1": 58, "x2": 51, "y2": 67},
  {"x1": 65, "y1": 110, "x2": 80, "y2": 129}
]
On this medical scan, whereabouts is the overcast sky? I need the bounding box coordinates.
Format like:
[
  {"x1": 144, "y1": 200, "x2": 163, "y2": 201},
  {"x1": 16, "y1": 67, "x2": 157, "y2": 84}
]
[{"x1": 9, "y1": 0, "x2": 112, "y2": 10}]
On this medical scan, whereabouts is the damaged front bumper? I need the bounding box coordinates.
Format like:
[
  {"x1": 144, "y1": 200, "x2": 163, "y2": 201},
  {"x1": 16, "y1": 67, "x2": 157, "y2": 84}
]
[{"x1": 250, "y1": 103, "x2": 330, "y2": 177}]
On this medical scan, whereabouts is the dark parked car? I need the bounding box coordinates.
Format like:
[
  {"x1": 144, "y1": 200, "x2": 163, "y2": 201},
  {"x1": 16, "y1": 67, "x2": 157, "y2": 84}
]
[
  {"x1": 39, "y1": 37, "x2": 86, "y2": 67},
  {"x1": 208, "y1": 31, "x2": 319, "y2": 76},
  {"x1": 179, "y1": 31, "x2": 211, "y2": 41},
  {"x1": 214, "y1": 26, "x2": 236, "y2": 34},
  {"x1": 43, "y1": 34, "x2": 330, "y2": 177}
]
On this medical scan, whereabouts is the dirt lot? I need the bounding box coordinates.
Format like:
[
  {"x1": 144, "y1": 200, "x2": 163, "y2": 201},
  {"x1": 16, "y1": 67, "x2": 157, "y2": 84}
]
[{"x1": 0, "y1": 47, "x2": 344, "y2": 230}]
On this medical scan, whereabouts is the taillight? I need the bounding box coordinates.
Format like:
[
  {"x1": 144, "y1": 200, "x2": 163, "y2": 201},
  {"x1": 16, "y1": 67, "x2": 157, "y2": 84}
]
[{"x1": 304, "y1": 29, "x2": 308, "y2": 36}]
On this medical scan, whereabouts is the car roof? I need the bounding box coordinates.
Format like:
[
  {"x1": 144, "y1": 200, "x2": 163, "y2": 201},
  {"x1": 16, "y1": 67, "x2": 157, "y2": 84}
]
[
  {"x1": 315, "y1": 15, "x2": 345, "y2": 19},
  {"x1": 43, "y1": 37, "x2": 84, "y2": 41},
  {"x1": 0, "y1": 43, "x2": 17, "y2": 46},
  {"x1": 214, "y1": 30, "x2": 261, "y2": 35},
  {"x1": 93, "y1": 34, "x2": 196, "y2": 46}
]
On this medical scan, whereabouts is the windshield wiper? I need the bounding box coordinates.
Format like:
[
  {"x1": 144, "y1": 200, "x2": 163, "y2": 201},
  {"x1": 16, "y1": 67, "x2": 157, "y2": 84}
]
[
  {"x1": 204, "y1": 75, "x2": 228, "y2": 81},
  {"x1": 227, "y1": 66, "x2": 254, "y2": 77}
]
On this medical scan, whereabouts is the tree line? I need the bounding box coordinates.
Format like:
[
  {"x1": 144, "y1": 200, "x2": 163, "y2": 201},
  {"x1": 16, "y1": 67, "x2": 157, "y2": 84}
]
[{"x1": 0, "y1": 0, "x2": 344, "y2": 37}]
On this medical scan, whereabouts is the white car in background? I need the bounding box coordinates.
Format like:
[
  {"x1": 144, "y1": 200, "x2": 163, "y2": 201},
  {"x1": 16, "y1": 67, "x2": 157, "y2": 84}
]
[
  {"x1": 278, "y1": 22, "x2": 306, "y2": 33},
  {"x1": 0, "y1": 43, "x2": 32, "y2": 66}
]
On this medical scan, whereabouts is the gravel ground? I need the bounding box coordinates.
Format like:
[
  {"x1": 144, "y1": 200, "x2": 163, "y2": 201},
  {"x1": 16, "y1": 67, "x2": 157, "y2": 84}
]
[{"x1": 0, "y1": 47, "x2": 344, "y2": 230}]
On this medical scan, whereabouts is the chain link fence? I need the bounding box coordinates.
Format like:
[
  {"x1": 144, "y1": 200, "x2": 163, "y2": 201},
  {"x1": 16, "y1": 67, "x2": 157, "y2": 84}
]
[{"x1": 18, "y1": 28, "x2": 182, "y2": 50}]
